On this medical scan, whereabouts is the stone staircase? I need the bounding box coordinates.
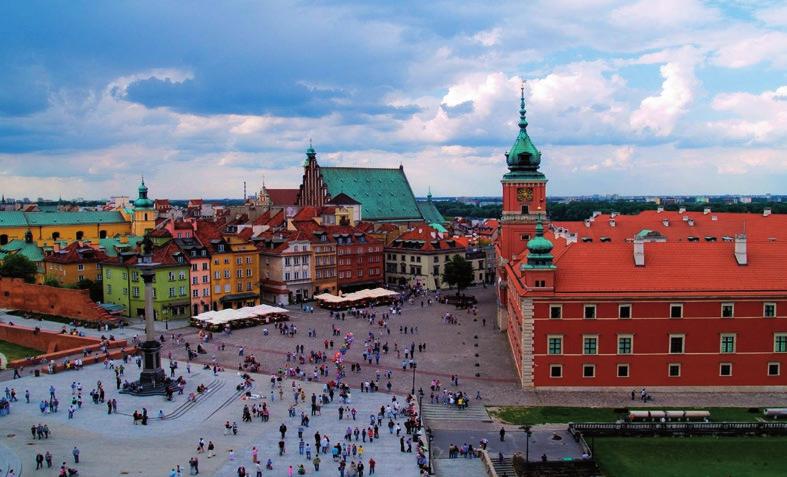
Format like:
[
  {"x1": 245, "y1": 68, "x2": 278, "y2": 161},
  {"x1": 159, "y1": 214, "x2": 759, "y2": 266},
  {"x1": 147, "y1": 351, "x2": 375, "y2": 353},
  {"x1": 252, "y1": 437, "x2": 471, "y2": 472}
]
[
  {"x1": 492, "y1": 458, "x2": 601, "y2": 477},
  {"x1": 492, "y1": 457, "x2": 516, "y2": 476},
  {"x1": 421, "y1": 403, "x2": 491, "y2": 422}
]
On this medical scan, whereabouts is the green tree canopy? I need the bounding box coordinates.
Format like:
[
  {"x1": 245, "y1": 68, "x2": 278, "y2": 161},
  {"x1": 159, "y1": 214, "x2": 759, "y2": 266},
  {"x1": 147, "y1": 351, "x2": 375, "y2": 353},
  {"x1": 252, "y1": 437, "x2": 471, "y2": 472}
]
[
  {"x1": 443, "y1": 254, "x2": 474, "y2": 295},
  {"x1": 75, "y1": 278, "x2": 104, "y2": 303},
  {"x1": 0, "y1": 254, "x2": 38, "y2": 283}
]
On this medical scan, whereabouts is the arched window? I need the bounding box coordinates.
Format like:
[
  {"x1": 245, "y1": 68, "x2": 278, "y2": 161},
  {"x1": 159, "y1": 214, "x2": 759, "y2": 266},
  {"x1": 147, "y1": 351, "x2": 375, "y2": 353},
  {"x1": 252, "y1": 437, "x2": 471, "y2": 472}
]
[
  {"x1": 99, "y1": 230, "x2": 107, "y2": 239},
  {"x1": 144, "y1": 213, "x2": 148, "y2": 221},
  {"x1": 76, "y1": 231, "x2": 84, "y2": 240},
  {"x1": 0, "y1": 234, "x2": 7, "y2": 245},
  {"x1": 51, "y1": 231, "x2": 60, "y2": 240}
]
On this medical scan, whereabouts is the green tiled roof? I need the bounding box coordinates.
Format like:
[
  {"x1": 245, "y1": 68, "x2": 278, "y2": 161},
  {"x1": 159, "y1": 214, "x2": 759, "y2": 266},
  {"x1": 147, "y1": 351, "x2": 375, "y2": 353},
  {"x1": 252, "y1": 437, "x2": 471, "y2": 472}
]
[
  {"x1": 99, "y1": 236, "x2": 144, "y2": 257},
  {"x1": 0, "y1": 211, "x2": 126, "y2": 227},
  {"x1": 320, "y1": 167, "x2": 423, "y2": 221},
  {"x1": 0, "y1": 240, "x2": 44, "y2": 262},
  {"x1": 417, "y1": 200, "x2": 445, "y2": 224}
]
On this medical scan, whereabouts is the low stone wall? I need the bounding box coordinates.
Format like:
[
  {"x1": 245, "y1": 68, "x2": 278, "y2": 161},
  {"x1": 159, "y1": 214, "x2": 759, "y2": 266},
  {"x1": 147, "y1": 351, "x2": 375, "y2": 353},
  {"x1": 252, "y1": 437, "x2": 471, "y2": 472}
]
[
  {"x1": 0, "y1": 277, "x2": 115, "y2": 323},
  {"x1": 0, "y1": 322, "x2": 128, "y2": 369}
]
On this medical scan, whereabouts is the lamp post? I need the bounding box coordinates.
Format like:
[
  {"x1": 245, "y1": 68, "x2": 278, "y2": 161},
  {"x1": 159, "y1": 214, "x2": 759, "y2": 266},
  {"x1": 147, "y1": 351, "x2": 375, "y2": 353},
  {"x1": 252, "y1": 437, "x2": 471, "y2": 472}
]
[
  {"x1": 521, "y1": 425, "x2": 532, "y2": 468},
  {"x1": 411, "y1": 361, "x2": 417, "y2": 395},
  {"x1": 427, "y1": 427, "x2": 434, "y2": 475}
]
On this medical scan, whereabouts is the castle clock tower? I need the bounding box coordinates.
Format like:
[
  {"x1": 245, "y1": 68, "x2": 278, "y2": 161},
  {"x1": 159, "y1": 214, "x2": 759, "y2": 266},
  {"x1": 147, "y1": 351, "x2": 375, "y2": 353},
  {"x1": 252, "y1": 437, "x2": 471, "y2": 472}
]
[{"x1": 499, "y1": 83, "x2": 548, "y2": 263}]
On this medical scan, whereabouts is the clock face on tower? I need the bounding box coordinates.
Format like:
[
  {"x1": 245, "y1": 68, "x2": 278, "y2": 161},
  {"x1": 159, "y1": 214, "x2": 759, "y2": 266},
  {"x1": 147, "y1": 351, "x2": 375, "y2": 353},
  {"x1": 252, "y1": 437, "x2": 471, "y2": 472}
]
[{"x1": 517, "y1": 187, "x2": 534, "y2": 202}]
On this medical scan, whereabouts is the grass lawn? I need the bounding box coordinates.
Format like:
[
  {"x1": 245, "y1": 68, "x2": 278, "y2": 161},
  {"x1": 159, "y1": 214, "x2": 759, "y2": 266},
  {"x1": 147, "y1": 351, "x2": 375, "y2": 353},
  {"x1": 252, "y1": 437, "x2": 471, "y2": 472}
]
[
  {"x1": 489, "y1": 406, "x2": 765, "y2": 424},
  {"x1": 0, "y1": 340, "x2": 40, "y2": 361},
  {"x1": 594, "y1": 437, "x2": 787, "y2": 477}
]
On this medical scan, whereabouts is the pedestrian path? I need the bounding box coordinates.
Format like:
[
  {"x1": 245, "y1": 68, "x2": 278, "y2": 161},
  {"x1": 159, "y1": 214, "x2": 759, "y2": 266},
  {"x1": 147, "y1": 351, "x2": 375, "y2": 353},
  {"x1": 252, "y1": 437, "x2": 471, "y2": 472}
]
[
  {"x1": 421, "y1": 403, "x2": 491, "y2": 422},
  {"x1": 434, "y1": 456, "x2": 485, "y2": 476}
]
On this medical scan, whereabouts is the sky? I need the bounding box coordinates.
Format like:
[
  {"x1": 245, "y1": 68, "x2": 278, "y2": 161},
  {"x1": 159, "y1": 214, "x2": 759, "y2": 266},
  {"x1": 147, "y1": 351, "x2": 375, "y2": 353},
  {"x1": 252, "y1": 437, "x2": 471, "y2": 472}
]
[{"x1": 0, "y1": 0, "x2": 785, "y2": 200}]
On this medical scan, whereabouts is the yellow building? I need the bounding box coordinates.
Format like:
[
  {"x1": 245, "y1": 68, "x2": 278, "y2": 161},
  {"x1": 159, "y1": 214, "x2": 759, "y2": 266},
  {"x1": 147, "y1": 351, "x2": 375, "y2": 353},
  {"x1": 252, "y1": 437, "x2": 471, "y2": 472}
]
[
  {"x1": 196, "y1": 223, "x2": 260, "y2": 310},
  {"x1": 0, "y1": 211, "x2": 131, "y2": 247},
  {"x1": 42, "y1": 241, "x2": 109, "y2": 287},
  {"x1": 128, "y1": 179, "x2": 157, "y2": 236}
]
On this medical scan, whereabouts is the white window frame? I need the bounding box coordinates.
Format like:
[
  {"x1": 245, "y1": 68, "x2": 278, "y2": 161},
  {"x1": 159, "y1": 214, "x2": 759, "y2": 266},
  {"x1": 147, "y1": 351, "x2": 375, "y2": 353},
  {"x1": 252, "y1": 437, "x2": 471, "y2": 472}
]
[
  {"x1": 764, "y1": 303, "x2": 777, "y2": 318},
  {"x1": 774, "y1": 333, "x2": 787, "y2": 353},
  {"x1": 583, "y1": 335, "x2": 599, "y2": 355},
  {"x1": 619, "y1": 304, "x2": 632, "y2": 319},
  {"x1": 549, "y1": 304, "x2": 562, "y2": 319},
  {"x1": 670, "y1": 303, "x2": 684, "y2": 319},
  {"x1": 547, "y1": 335, "x2": 563, "y2": 355},
  {"x1": 720, "y1": 333, "x2": 736, "y2": 354},
  {"x1": 549, "y1": 364, "x2": 562, "y2": 378},
  {"x1": 669, "y1": 334, "x2": 685, "y2": 354},
  {"x1": 768, "y1": 362, "x2": 780, "y2": 376},
  {"x1": 617, "y1": 363, "x2": 630, "y2": 378},
  {"x1": 719, "y1": 362, "x2": 733, "y2": 377},
  {"x1": 617, "y1": 334, "x2": 634, "y2": 355},
  {"x1": 721, "y1": 303, "x2": 735, "y2": 319},
  {"x1": 583, "y1": 304, "x2": 597, "y2": 320},
  {"x1": 668, "y1": 363, "x2": 681, "y2": 377},
  {"x1": 582, "y1": 364, "x2": 596, "y2": 378}
]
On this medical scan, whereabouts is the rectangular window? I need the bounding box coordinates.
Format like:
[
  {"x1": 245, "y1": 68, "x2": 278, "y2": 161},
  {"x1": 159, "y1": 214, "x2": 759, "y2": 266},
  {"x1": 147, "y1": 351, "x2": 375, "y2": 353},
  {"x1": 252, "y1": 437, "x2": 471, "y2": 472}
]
[
  {"x1": 179, "y1": 286, "x2": 186, "y2": 296},
  {"x1": 768, "y1": 362, "x2": 780, "y2": 376},
  {"x1": 132, "y1": 287, "x2": 139, "y2": 298},
  {"x1": 224, "y1": 284, "x2": 230, "y2": 292},
  {"x1": 293, "y1": 256, "x2": 300, "y2": 266},
  {"x1": 583, "y1": 336, "x2": 598, "y2": 355},
  {"x1": 668, "y1": 363, "x2": 681, "y2": 377},
  {"x1": 107, "y1": 284, "x2": 112, "y2": 295},
  {"x1": 192, "y1": 264, "x2": 198, "y2": 271},
  {"x1": 764, "y1": 303, "x2": 777, "y2": 318},
  {"x1": 617, "y1": 335, "x2": 633, "y2": 354},
  {"x1": 582, "y1": 364, "x2": 596, "y2": 378},
  {"x1": 214, "y1": 285, "x2": 221, "y2": 294},
  {"x1": 246, "y1": 268, "x2": 252, "y2": 277},
  {"x1": 106, "y1": 269, "x2": 111, "y2": 279},
  {"x1": 550, "y1": 305, "x2": 562, "y2": 319},
  {"x1": 285, "y1": 272, "x2": 291, "y2": 281},
  {"x1": 202, "y1": 276, "x2": 209, "y2": 283},
  {"x1": 549, "y1": 364, "x2": 562, "y2": 378},
  {"x1": 617, "y1": 364, "x2": 630, "y2": 378},
  {"x1": 774, "y1": 334, "x2": 787, "y2": 353},
  {"x1": 246, "y1": 282, "x2": 252, "y2": 291},
  {"x1": 294, "y1": 272, "x2": 299, "y2": 280},
  {"x1": 131, "y1": 271, "x2": 138, "y2": 281},
  {"x1": 122, "y1": 287, "x2": 127, "y2": 296},
  {"x1": 237, "y1": 283, "x2": 242, "y2": 292},
  {"x1": 236, "y1": 257, "x2": 242, "y2": 265},
  {"x1": 168, "y1": 272, "x2": 175, "y2": 281},
  {"x1": 169, "y1": 287, "x2": 176, "y2": 298},
  {"x1": 122, "y1": 271, "x2": 127, "y2": 280},
  {"x1": 721, "y1": 303, "x2": 734, "y2": 318},
  {"x1": 670, "y1": 304, "x2": 683, "y2": 319},
  {"x1": 203, "y1": 288, "x2": 210, "y2": 297},
  {"x1": 619, "y1": 304, "x2": 632, "y2": 319},
  {"x1": 720, "y1": 334, "x2": 736, "y2": 353},
  {"x1": 547, "y1": 336, "x2": 563, "y2": 355},
  {"x1": 236, "y1": 269, "x2": 243, "y2": 278},
  {"x1": 192, "y1": 290, "x2": 199, "y2": 298},
  {"x1": 246, "y1": 256, "x2": 252, "y2": 264},
  {"x1": 584, "y1": 305, "x2": 596, "y2": 319},
  {"x1": 285, "y1": 257, "x2": 291, "y2": 266},
  {"x1": 669, "y1": 335, "x2": 685, "y2": 354},
  {"x1": 77, "y1": 264, "x2": 84, "y2": 271},
  {"x1": 214, "y1": 271, "x2": 220, "y2": 279},
  {"x1": 192, "y1": 277, "x2": 198, "y2": 285},
  {"x1": 224, "y1": 270, "x2": 230, "y2": 279},
  {"x1": 720, "y1": 363, "x2": 733, "y2": 376}
]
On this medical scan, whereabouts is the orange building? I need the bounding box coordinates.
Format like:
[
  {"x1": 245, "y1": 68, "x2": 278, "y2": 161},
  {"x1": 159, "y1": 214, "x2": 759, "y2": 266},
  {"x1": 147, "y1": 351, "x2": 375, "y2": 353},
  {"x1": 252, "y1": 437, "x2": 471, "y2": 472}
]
[{"x1": 43, "y1": 241, "x2": 108, "y2": 286}]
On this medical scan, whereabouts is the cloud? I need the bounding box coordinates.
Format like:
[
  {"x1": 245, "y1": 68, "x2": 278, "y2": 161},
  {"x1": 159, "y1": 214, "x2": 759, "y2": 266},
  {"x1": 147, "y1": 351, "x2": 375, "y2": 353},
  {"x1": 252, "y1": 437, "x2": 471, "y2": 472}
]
[
  {"x1": 755, "y1": 4, "x2": 787, "y2": 27},
  {"x1": 706, "y1": 85, "x2": 787, "y2": 143}
]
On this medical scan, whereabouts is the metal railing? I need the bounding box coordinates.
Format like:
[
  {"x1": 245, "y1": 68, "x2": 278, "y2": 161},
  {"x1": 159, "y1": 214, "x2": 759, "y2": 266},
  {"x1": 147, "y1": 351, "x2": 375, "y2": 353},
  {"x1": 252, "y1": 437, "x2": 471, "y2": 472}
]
[{"x1": 569, "y1": 421, "x2": 787, "y2": 437}]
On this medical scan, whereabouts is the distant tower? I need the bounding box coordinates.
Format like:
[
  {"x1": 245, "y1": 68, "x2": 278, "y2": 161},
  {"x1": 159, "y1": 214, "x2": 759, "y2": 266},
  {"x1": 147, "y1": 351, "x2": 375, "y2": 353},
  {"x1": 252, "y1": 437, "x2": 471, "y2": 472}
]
[
  {"x1": 244, "y1": 181, "x2": 247, "y2": 201},
  {"x1": 131, "y1": 176, "x2": 157, "y2": 236},
  {"x1": 499, "y1": 82, "x2": 548, "y2": 263}
]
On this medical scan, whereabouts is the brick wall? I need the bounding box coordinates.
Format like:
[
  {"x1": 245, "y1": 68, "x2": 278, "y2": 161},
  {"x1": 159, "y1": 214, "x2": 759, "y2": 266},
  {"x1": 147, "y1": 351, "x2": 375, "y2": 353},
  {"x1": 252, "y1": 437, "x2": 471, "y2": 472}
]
[
  {"x1": 0, "y1": 277, "x2": 114, "y2": 323},
  {"x1": 0, "y1": 323, "x2": 100, "y2": 353}
]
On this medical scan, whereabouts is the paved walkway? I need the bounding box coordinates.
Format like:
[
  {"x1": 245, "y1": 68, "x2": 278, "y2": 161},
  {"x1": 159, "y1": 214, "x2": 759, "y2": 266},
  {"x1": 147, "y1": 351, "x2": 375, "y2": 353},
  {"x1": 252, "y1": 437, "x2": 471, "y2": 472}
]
[{"x1": 0, "y1": 360, "x2": 421, "y2": 476}]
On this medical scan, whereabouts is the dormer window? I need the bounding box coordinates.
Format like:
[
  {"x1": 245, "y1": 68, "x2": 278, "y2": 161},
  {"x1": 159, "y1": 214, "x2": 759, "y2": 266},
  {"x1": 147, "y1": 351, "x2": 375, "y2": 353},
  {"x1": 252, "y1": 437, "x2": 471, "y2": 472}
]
[{"x1": 218, "y1": 244, "x2": 225, "y2": 252}]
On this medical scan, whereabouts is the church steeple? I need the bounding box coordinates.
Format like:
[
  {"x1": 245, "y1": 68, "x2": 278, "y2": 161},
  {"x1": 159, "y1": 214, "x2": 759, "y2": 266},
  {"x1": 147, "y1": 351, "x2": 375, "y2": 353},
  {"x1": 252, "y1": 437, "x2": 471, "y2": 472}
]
[
  {"x1": 505, "y1": 81, "x2": 544, "y2": 180},
  {"x1": 304, "y1": 139, "x2": 317, "y2": 166},
  {"x1": 523, "y1": 217, "x2": 555, "y2": 269}
]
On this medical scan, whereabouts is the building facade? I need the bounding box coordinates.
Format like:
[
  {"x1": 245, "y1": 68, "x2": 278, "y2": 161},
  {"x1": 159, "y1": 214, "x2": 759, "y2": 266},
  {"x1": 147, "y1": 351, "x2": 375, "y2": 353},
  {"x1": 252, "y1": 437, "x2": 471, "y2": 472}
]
[
  {"x1": 43, "y1": 242, "x2": 108, "y2": 287},
  {"x1": 496, "y1": 88, "x2": 787, "y2": 391},
  {"x1": 384, "y1": 225, "x2": 464, "y2": 290},
  {"x1": 333, "y1": 227, "x2": 384, "y2": 292}
]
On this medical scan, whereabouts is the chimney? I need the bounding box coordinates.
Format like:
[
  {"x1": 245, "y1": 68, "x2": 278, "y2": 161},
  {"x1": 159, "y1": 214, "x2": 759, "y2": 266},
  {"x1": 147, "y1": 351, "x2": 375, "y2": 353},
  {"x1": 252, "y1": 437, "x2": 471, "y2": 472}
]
[
  {"x1": 657, "y1": 207, "x2": 664, "y2": 213},
  {"x1": 634, "y1": 239, "x2": 645, "y2": 266},
  {"x1": 679, "y1": 207, "x2": 686, "y2": 214},
  {"x1": 735, "y1": 234, "x2": 747, "y2": 265},
  {"x1": 609, "y1": 219, "x2": 616, "y2": 227},
  {"x1": 704, "y1": 207, "x2": 711, "y2": 215},
  {"x1": 662, "y1": 219, "x2": 670, "y2": 227},
  {"x1": 688, "y1": 219, "x2": 695, "y2": 227},
  {"x1": 763, "y1": 208, "x2": 772, "y2": 217},
  {"x1": 584, "y1": 219, "x2": 591, "y2": 228}
]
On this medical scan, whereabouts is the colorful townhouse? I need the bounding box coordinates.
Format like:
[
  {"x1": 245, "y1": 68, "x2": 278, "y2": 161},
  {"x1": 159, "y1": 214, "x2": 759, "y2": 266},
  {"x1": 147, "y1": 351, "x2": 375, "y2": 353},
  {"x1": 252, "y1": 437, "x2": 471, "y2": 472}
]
[
  {"x1": 384, "y1": 225, "x2": 464, "y2": 290},
  {"x1": 102, "y1": 241, "x2": 191, "y2": 320},
  {"x1": 256, "y1": 231, "x2": 314, "y2": 305},
  {"x1": 195, "y1": 222, "x2": 259, "y2": 310},
  {"x1": 174, "y1": 236, "x2": 212, "y2": 316},
  {"x1": 331, "y1": 225, "x2": 384, "y2": 292},
  {"x1": 43, "y1": 241, "x2": 108, "y2": 287}
]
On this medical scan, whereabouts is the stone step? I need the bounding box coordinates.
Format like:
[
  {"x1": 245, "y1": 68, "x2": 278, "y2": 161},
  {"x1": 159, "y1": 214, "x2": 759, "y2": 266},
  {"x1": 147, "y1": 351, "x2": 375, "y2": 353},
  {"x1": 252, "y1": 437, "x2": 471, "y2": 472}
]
[{"x1": 421, "y1": 403, "x2": 491, "y2": 421}]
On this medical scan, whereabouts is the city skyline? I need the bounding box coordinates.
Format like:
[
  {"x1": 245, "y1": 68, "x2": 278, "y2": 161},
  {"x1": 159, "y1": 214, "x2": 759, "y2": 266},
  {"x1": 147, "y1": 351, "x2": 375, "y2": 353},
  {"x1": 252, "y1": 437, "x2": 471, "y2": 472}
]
[{"x1": 1, "y1": 1, "x2": 786, "y2": 199}]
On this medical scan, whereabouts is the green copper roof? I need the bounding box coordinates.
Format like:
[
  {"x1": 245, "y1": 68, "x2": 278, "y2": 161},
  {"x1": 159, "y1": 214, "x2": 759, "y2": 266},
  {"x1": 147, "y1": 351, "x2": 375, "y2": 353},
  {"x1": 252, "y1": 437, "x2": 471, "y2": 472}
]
[
  {"x1": 0, "y1": 239, "x2": 44, "y2": 262},
  {"x1": 523, "y1": 220, "x2": 555, "y2": 269},
  {"x1": 320, "y1": 167, "x2": 422, "y2": 221},
  {"x1": 0, "y1": 211, "x2": 126, "y2": 227},
  {"x1": 133, "y1": 178, "x2": 154, "y2": 209},
  {"x1": 99, "y1": 236, "x2": 144, "y2": 257},
  {"x1": 504, "y1": 84, "x2": 545, "y2": 181},
  {"x1": 417, "y1": 199, "x2": 445, "y2": 225}
]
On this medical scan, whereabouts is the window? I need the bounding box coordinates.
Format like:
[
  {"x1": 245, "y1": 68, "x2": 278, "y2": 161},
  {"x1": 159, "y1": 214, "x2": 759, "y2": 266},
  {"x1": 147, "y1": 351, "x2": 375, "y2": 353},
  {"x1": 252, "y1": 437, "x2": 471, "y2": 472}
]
[
  {"x1": 168, "y1": 272, "x2": 175, "y2": 281},
  {"x1": 214, "y1": 285, "x2": 221, "y2": 294},
  {"x1": 122, "y1": 287, "x2": 127, "y2": 296},
  {"x1": 720, "y1": 363, "x2": 733, "y2": 376},
  {"x1": 179, "y1": 271, "x2": 186, "y2": 280},
  {"x1": 617, "y1": 335, "x2": 633, "y2": 354},
  {"x1": 236, "y1": 269, "x2": 243, "y2": 278},
  {"x1": 224, "y1": 284, "x2": 230, "y2": 292},
  {"x1": 669, "y1": 335, "x2": 685, "y2": 354},
  {"x1": 668, "y1": 363, "x2": 681, "y2": 377},
  {"x1": 670, "y1": 304, "x2": 683, "y2": 318},
  {"x1": 721, "y1": 303, "x2": 734, "y2": 318},
  {"x1": 768, "y1": 362, "x2": 780, "y2": 376},
  {"x1": 764, "y1": 303, "x2": 776, "y2": 318},
  {"x1": 285, "y1": 257, "x2": 291, "y2": 266},
  {"x1": 192, "y1": 277, "x2": 198, "y2": 285},
  {"x1": 214, "y1": 271, "x2": 220, "y2": 279},
  {"x1": 106, "y1": 269, "x2": 111, "y2": 279},
  {"x1": 583, "y1": 336, "x2": 598, "y2": 355},
  {"x1": 584, "y1": 305, "x2": 596, "y2": 319},
  {"x1": 534, "y1": 280, "x2": 546, "y2": 287},
  {"x1": 224, "y1": 270, "x2": 230, "y2": 278},
  {"x1": 547, "y1": 336, "x2": 563, "y2": 355},
  {"x1": 202, "y1": 276, "x2": 208, "y2": 283},
  {"x1": 169, "y1": 288, "x2": 176, "y2": 298},
  {"x1": 192, "y1": 290, "x2": 199, "y2": 298},
  {"x1": 285, "y1": 272, "x2": 291, "y2": 281},
  {"x1": 720, "y1": 334, "x2": 736, "y2": 354},
  {"x1": 107, "y1": 284, "x2": 112, "y2": 295},
  {"x1": 202, "y1": 263, "x2": 208, "y2": 270},
  {"x1": 122, "y1": 271, "x2": 127, "y2": 280},
  {"x1": 246, "y1": 268, "x2": 252, "y2": 277},
  {"x1": 203, "y1": 288, "x2": 210, "y2": 297},
  {"x1": 246, "y1": 256, "x2": 252, "y2": 264},
  {"x1": 132, "y1": 287, "x2": 139, "y2": 298},
  {"x1": 619, "y1": 304, "x2": 632, "y2": 319},
  {"x1": 131, "y1": 271, "x2": 138, "y2": 281},
  {"x1": 774, "y1": 334, "x2": 787, "y2": 353},
  {"x1": 549, "y1": 305, "x2": 563, "y2": 320},
  {"x1": 293, "y1": 256, "x2": 300, "y2": 266},
  {"x1": 237, "y1": 283, "x2": 242, "y2": 292},
  {"x1": 246, "y1": 282, "x2": 252, "y2": 291},
  {"x1": 77, "y1": 264, "x2": 84, "y2": 271},
  {"x1": 617, "y1": 364, "x2": 630, "y2": 378},
  {"x1": 582, "y1": 364, "x2": 596, "y2": 378},
  {"x1": 294, "y1": 272, "x2": 299, "y2": 280},
  {"x1": 549, "y1": 365, "x2": 562, "y2": 378}
]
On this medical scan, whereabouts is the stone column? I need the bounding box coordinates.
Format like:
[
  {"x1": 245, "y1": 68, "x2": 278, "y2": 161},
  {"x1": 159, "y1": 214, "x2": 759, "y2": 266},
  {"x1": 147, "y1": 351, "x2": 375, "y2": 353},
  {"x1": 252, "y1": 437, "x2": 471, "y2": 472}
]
[{"x1": 138, "y1": 264, "x2": 165, "y2": 388}]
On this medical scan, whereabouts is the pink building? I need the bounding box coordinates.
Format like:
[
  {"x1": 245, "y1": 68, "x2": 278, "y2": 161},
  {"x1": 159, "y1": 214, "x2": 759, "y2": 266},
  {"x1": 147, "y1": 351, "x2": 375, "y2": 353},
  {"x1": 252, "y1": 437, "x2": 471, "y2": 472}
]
[{"x1": 173, "y1": 232, "x2": 212, "y2": 316}]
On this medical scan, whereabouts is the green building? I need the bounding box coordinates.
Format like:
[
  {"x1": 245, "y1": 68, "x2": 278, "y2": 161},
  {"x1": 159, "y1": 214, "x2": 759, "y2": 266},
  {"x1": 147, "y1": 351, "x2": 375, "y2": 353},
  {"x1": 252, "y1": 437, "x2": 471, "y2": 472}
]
[{"x1": 102, "y1": 240, "x2": 191, "y2": 320}]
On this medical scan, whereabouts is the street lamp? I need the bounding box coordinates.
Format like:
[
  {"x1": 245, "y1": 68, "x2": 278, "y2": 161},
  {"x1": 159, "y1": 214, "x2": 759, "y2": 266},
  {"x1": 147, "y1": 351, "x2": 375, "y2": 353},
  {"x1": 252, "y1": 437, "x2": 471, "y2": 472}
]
[
  {"x1": 411, "y1": 361, "x2": 417, "y2": 395},
  {"x1": 521, "y1": 425, "x2": 532, "y2": 467},
  {"x1": 426, "y1": 427, "x2": 434, "y2": 475}
]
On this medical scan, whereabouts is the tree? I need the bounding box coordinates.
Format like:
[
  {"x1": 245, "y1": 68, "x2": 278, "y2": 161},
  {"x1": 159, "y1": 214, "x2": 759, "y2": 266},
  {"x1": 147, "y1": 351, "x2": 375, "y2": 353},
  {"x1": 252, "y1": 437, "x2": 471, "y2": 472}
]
[
  {"x1": 443, "y1": 254, "x2": 474, "y2": 295},
  {"x1": 0, "y1": 254, "x2": 38, "y2": 283},
  {"x1": 75, "y1": 278, "x2": 104, "y2": 303},
  {"x1": 43, "y1": 276, "x2": 62, "y2": 287}
]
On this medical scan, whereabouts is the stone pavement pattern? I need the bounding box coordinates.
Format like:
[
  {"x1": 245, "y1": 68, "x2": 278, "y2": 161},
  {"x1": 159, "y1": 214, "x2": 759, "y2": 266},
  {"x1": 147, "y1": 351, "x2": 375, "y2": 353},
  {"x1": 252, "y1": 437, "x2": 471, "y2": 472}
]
[{"x1": 0, "y1": 361, "x2": 420, "y2": 476}]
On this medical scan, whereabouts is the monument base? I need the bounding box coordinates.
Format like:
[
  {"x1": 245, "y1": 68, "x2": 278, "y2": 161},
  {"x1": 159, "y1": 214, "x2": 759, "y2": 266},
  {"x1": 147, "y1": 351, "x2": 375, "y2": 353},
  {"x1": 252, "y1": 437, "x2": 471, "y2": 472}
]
[{"x1": 120, "y1": 339, "x2": 169, "y2": 396}]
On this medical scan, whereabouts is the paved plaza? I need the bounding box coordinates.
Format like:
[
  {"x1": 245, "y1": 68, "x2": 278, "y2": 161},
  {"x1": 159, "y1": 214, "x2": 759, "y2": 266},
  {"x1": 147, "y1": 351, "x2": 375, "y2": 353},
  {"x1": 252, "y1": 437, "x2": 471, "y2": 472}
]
[{"x1": 0, "y1": 361, "x2": 421, "y2": 476}]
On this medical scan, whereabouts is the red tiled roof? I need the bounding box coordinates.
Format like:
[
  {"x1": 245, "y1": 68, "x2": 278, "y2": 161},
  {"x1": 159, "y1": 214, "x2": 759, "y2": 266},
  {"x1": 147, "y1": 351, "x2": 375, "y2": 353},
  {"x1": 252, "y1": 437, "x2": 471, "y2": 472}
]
[
  {"x1": 387, "y1": 226, "x2": 463, "y2": 252},
  {"x1": 104, "y1": 240, "x2": 187, "y2": 267},
  {"x1": 266, "y1": 188, "x2": 299, "y2": 206},
  {"x1": 44, "y1": 242, "x2": 109, "y2": 264},
  {"x1": 542, "y1": 240, "x2": 787, "y2": 296},
  {"x1": 553, "y1": 211, "x2": 787, "y2": 243},
  {"x1": 293, "y1": 206, "x2": 317, "y2": 222}
]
